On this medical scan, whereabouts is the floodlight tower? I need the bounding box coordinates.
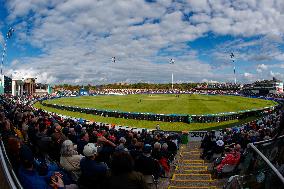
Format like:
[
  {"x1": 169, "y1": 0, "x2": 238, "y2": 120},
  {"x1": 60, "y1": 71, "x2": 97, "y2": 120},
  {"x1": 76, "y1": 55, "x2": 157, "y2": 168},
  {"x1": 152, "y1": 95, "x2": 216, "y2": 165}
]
[
  {"x1": 170, "y1": 58, "x2": 175, "y2": 90},
  {"x1": 1, "y1": 27, "x2": 14, "y2": 75},
  {"x1": 230, "y1": 52, "x2": 236, "y2": 84},
  {"x1": 0, "y1": 27, "x2": 15, "y2": 94}
]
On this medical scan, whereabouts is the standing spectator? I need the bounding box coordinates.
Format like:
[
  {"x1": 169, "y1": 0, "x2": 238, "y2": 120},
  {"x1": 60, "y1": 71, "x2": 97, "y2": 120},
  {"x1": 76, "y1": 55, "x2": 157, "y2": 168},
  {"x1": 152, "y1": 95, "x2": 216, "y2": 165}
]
[
  {"x1": 135, "y1": 144, "x2": 161, "y2": 184},
  {"x1": 50, "y1": 123, "x2": 67, "y2": 162},
  {"x1": 1, "y1": 120, "x2": 16, "y2": 143},
  {"x1": 51, "y1": 123, "x2": 67, "y2": 144},
  {"x1": 77, "y1": 131, "x2": 89, "y2": 155},
  {"x1": 166, "y1": 136, "x2": 178, "y2": 161}
]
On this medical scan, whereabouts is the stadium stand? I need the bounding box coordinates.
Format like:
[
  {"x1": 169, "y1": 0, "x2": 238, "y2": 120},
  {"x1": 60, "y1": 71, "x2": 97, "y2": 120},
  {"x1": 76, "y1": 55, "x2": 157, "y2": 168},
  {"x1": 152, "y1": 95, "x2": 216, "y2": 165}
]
[{"x1": 0, "y1": 91, "x2": 283, "y2": 189}]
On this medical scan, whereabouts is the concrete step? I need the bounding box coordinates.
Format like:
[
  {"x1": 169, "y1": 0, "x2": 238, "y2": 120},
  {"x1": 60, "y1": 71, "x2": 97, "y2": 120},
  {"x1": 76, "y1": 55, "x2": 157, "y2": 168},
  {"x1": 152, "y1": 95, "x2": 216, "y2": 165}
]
[
  {"x1": 168, "y1": 142, "x2": 223, "y2": 189},
  {"x1": 170, "y1": 180, "x2": 216, "y2": 187},
  {"x1": 172, "y1": 174, "x2": 212, "y2": 181},
  {"x1": 177, "y1": 160, "x2": 204, "y2": 164},
  {"x1": 175, "y1": 165, "x2": 208, "y2": 173},
  {"x1": 179, "y1": 153, "x2": 202, "y2": 160},
  {"x1": 168, "y1": 186, "x2": 218, "y2": 189}
]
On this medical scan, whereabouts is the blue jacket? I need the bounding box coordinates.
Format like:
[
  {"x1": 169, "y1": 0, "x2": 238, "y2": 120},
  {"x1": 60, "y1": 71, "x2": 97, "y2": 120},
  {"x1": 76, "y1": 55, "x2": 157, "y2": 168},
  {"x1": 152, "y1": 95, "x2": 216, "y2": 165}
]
[
  {"x1": 18, "y1": 166, "x2": 50, "y2": 189},
  {"x1": 18, "y1": 166, "x2": 64, "y2": 189}
]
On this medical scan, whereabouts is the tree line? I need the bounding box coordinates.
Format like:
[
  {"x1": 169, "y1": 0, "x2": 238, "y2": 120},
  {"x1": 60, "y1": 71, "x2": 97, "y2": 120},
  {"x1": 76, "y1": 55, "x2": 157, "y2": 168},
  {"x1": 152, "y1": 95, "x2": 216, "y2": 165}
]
[{"x1": 53, "y1": 82, "x2": 240, "y2": 91}]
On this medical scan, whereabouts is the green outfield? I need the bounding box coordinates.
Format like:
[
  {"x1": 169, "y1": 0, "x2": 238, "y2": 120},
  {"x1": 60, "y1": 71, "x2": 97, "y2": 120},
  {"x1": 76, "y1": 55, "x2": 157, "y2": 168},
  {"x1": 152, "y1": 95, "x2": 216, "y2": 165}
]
[
  {"x1": 43, "y1": 94, "x2": 277, "y2": 115},
  {"x1": 34, "y1": 94, "x2": 277, "y2": 131}
]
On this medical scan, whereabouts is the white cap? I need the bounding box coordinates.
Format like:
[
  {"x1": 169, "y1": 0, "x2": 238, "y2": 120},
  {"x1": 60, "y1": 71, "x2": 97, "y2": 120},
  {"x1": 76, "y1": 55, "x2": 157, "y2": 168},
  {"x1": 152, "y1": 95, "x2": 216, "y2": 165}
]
[
  {"x1": 216, "y1": 140, "x2": 224, "y2": 147},
  {"x1": 62, "y1": 139, "x2": 73, "y2": 147},
  {"x1": 83, "y1": 143, "x2": 97, "y2": 157},
  {"x1": 119, "y1": 137, "x2": 126, "y2": 143}
]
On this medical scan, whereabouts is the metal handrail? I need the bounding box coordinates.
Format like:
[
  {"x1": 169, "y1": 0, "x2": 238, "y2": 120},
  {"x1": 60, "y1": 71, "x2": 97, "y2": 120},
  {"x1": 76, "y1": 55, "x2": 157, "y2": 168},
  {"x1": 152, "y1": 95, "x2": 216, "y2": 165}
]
[
  {"x1": 0, "y1": 139, "x2": 23, "y2": 189},
  {"x1": 253, "y1": 134, "x2": 284, "y2": 145},
  {"x1": 248, "y1": 142, "x2": 284, "y2": 184}
]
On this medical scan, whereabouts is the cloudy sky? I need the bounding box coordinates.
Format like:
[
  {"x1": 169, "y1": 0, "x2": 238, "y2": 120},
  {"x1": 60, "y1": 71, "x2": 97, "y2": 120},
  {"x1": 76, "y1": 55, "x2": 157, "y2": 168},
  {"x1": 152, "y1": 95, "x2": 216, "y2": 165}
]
[{"x1": 1, "y1": 0, "x2": 284, "y2": 84}]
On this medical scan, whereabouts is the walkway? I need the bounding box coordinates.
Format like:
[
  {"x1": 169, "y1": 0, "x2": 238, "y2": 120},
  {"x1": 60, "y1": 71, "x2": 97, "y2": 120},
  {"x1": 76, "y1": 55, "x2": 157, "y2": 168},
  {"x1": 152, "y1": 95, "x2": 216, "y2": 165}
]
[{"x1": 168, "y1": 141, "x2": 223, "y2": 189}]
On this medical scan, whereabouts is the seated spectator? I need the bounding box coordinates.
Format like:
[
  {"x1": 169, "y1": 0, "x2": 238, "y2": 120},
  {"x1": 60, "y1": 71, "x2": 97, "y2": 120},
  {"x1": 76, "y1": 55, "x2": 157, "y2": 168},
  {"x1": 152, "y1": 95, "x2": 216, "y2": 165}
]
[
  {"x1": 60, "y1": 140, "x2": 83, "y2": 179},
  {"x1": 79, "y1": 143, "x2": 108, "y2": 189},
  {"x1": 135, "y1": 144, "x2": 161, "y2": 181},
  {"x1": 151, "y1": 142, "x2": 162, "y2": 160},
  {"x1": 216, "y1": 144, "x2": 241, "y2": 173},
  {"x1": 130, "y1": 142, "x2": 144, "y2": 160},
  {"x1": 115, "y1": 137, "x2": 128, "y2": 152},
  {"x1": 18, "y1": 152, "x2": 66, "y2": 189},
  {"x1": 152, "y1": 142, "x2": 170, "y2": 177},
  {"x1": 107, "y1": 152, "x2": 148, "y2": 189},
  {"x1": 161, "y1": 143, "x2": 170, "y2": 160}
]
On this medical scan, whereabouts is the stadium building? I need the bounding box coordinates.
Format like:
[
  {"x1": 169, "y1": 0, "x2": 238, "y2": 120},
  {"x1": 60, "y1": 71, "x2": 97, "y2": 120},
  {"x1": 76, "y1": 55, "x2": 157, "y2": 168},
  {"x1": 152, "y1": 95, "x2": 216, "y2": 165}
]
[
  {"x1": 0, "y1": 75, "x2": 12, "y2": 95},
  {"x1": 11, "y1": 78, "x2": 37, "y2": 96},
  {"x1": 243, "y1": 77, "x2": 283, "y2": 95},
  {"x1": 35, "y1": 83, "x2": 52, "y2": 95}
]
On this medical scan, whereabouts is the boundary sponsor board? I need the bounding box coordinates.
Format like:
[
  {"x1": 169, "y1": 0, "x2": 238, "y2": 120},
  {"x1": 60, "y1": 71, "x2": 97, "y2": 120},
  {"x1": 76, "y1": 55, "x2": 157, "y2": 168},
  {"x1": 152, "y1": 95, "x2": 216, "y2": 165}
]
[{"x1": 188, "y1": 131, "x2": 223, "y2": 141}]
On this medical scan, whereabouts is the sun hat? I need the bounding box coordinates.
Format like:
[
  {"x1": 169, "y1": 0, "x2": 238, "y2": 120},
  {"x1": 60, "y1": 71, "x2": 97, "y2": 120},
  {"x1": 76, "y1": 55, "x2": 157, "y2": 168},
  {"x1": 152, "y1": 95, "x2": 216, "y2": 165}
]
[{"x1": 83, "y1": 143, "x2": 97, "y2": 157}]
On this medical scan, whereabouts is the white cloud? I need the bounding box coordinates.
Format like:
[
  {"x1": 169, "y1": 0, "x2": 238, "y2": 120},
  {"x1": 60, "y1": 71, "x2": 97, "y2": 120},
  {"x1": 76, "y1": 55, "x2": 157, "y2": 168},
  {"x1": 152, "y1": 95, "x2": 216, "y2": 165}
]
[
  {"x1": 269, "y1": 70, "x2": 283, "y2": 79},
  {"x1": 3, "y1": 0, "x2": 284, "y2": 84},
  {"x1": 243, "y1": 72, "x2": 258, "y2": 82},
  {"x1": 256, "y1": 64, "x2": 268, "y2": 73}
]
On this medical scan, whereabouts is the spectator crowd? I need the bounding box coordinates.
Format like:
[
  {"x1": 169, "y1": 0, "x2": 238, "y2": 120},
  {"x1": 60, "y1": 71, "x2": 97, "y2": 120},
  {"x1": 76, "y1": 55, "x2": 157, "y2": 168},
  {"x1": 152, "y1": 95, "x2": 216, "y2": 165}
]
[
  {"x1": 200, "y1": 110, "x2": 283, "y2": 177},
  {"x1": 0, "y1": 88, "x2": 283, "y2": 189},
  {"x1": 0, "y1": 95, "x2": 180, "y2": 189}
]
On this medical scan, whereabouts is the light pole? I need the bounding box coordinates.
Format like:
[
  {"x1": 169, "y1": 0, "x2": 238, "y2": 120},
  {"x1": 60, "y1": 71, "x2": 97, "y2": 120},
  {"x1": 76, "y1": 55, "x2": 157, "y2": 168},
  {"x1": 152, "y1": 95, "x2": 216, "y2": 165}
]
[
  {"x1": 230, "y1": 52, "x2": 236, "y2": 84},
  {"x1": 0, "y1": 27, "x2": 14, "y2": 95},
  {"x1": 170, "y1": 58, "x2": 175, "y2": 90},
  {"x1": 1, "y1": 27, "x2": 15, "y2": 76}
]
